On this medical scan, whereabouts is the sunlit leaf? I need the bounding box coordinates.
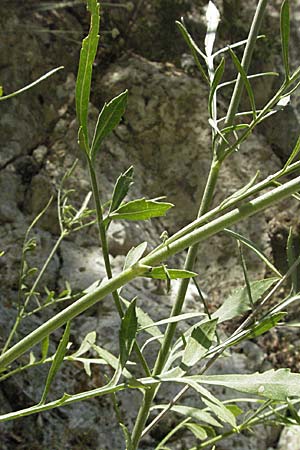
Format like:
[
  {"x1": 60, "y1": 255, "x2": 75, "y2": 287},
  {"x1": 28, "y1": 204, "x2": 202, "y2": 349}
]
[
  {"x1": 109, "y1": 198, "x2": 173, "y2": 222},
  {"x1": 182, "y1": 319, "x2": 218, "y2": 368},
  {"x1": 70, "y1": 331, "x2": 97, "y2": 358},
  {"x1": 205, "y1": 1, "x2": 220, "y2": 57},
  {"x1": 208, "y1": 58, "x2": 225, "y2": 117},
  {"x1": 124, "y1": 242, "x2": 147, "y2": 270},
  {"x1": 247, "y1": 312, "x2": 286, "y2": 338},
  {"x1": 143, "y1": 267, "x2": 197, "y2": 280}
]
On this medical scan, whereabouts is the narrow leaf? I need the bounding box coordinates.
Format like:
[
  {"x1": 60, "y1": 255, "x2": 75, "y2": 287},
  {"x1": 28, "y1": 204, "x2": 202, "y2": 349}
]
[
  {"x1": 287, "y1": 227, "x2": 298, "y2": 294},
  {"x1": 188, "y1": 368, "x2": 300, "y2": 401},
  {"x1": 75, "y1": 0, "x2": 100, "y2": 151},
  {"x1": 247, "y1": 312, "x2": 286, "y2": 338},
  {"x1": 91, "y1": 90, "x2": 128, "y2": 161},
  {"x1": 153, "y1": 405, "x2": 222, "y2": 427},
  {"x1": 70, "y1": 331, "x2": 97, "y2": 358},
  {"x1": 205, "y1": 1, "x2": 220, "y2": 57},
  {"x1": 182, "y1": 319, "x2": 218, "y2": 368},
  {"x1": 280, "y1": 0, "x2": 290, "y2": 81},
  {"x1": 228, "y1": 47, "x2": 257, "y2": 119},
  {"x1": 119, "y1": 299, "x2": 138, "y2": 367},
  {"x1": 283, "y1": 135, "x2": 300, "y2": 171},
  {"x1": 208, "y1": 58, "x2": 225, "y2": 117},
  {"x1": 41, "y1": 336, "x2": 49, "y2": 362},
  {"x1": 212, "y1": 278, "x2": 278, "y2": 323},
  {"x1": 224, "y1": 229, "x2": 282, "y2": 278},
  {"x1": 109, "y1": 166, "x2": 134, "y2": 214},
  {"x1": 124, "y1": 242, "x2": 148, "y2": 270},
  {"x1": 40, "y1": 322, "x2": 71, "y2": 405},
  {"x1": 185, "y1": 423, "x2": 208, "y2": 441},
  {"x1": 109, "y1": 198, "x2": 173, "y2": 222},
  {"x1": 138, "y1": 312, "x2": 206, "y2": 332},
  {"x1": 143, "y1": 267, "x2": 197, "y2": 280}
]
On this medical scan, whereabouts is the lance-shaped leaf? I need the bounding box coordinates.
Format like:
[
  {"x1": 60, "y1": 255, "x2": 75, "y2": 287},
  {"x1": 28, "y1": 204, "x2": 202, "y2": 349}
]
[
  {"x1": 40, "y1": 322, "x2": 71, "y2": 405},
  {"x1": 91, "y1": 90, "x2": 128, "y2": 161},
  {"x1": 185, "y1": 423, "x2": 208, "y2": 441},
  {"x1": 109, "y1": 198, "x2": 173, "y2": 222},
  {"x1": 124, "y1": 242, "x2": 148, "y2": 270},
  {"x1": 187, "y1": 368, "x2": 300, "y2": 401},
  {"x1": 138, "y1": 312, "x2": 206, "y2": 332},
  {"x1": 119, "y1": 299, "x2": 138, "y2": 368},
  {"x1": 152, "y1": 405, "x2": 222, "y2": 427},
  {"x1": 75, "y1": 0, "x2": 100, "y2": 152},
  {"x1": 212, "y1": 278, "x2": 278, "y2": 323},
  {"x1": 143, "y1": 266, "x2": 197, "y2": 280},
  {"x1": 283, "y1": 135, "x2": 300, "y2": 171},
  {"x1": 205, "y1": 1, "x2": 220, "y2": 57},
  {"x1": 280, "y1": 0, "x2": 290, "y2": 81},
  {"x1": 208, "y1": 58, "x2": 225, "y2": 117},
  {"x1": 70, "y1": 331, "x2": 97, "y2": 358},
  {"x1": 109, "y1": 166, "x2": 134, "y2": 214},
  {"x1": 181, "y1": 319, "x2": 218, "y2": 369},
  {"x1": 228, "y1": 48, "x2": 257, "y2": 119},
  {"x1": 247, "y1": 312, "x2": 286, "y2": 339}
]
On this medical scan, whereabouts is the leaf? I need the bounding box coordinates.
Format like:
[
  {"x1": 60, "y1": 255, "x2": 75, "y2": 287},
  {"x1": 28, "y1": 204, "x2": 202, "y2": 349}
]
[
  {"x1": 109, "y1": 198, "x2": 174, "y2": 222},
  {"x1": 247, "y1": 312, "x2": 286, "y2": 338},
  {"x1": 143, "y1": 267, "x2": 197, "y2": 280},
  {"x1": 121, "y1": 297, "x2": 162, "y2": 338},
  {"x1": 224, "y1": 229, "x2": 282, "y2": 278},
  {"x1": 119, "y1": 299, "x2": 138, "y2": 368},
  {"x1": 91, "y1": 90, "x2": 128, "y2": 161},
  {"x1": 205, "y1": 1, "x2": 220, "y2": 57},
  {"x1": 109, "y1": 166, "x2": 134, "y2": 214},
  {"x1": 138, "y1": 312, "x2": 206, "y2": 332},
  {"x1": 280, "y1": 0, "x2": 290, "y2": 81},
  {"x1": 185, "y1": 423, "x2": 208, "y2": 441},
  {"x1": 208, "y1": 57, "x2": 225, "y2": 117},
  {"x1": 175, "y1": 20, "x2": 209, "y2": 84},
  {"x1": 187, "y1": 368, "x2": 300, "y2": 401},
  {"x1": 228, "y1": 48, "x2": 257, "y2": 119},
  {"x1": 40, "y1": 322, "x2": 71, "y2": 405},
  {"x1": 124, "y1": 242, "x2": 148, "y2": 270},
  {"x1": 182, "y1": 319, "x2": 218, "y2": 369},
  {"x1": 0, "y1": 66, "x2": 63, "y2": 102},
  {"x1": 75, "y1": 0, "x2": 100, "y2": 152},
  {"x1": 283, "y1": 135, "x2": 300, "y2": 171},
  {"x1": 41, "y1": 336, "x2": 49, "y2": 362},
  {"x1": 287, "y1": 227, "x2": 298, "y2": 294},
  {"x1": 70, "y1": 331, "x2": 97, "y2": 358},
  {"x1": 153, "y1": 405, "x2": 222, "y2": 427},
  {"x1": 212, "y1": 278, "x2": 278, "y2": 323}
]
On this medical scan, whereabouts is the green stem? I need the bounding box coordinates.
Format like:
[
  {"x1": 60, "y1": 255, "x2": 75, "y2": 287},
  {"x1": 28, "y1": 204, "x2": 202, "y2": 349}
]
[
  {"x1": 87, "y1": 160, "x2": 151, "y2": 376},
  {"x1": 1, "y1": 174, "x2": 299, "y2": 371}
]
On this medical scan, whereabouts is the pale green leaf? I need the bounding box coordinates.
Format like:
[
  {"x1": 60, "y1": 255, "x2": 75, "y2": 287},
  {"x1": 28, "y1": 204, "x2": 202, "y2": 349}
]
[
  {"x1": 153, "y1": 405, "x2": 222, "y2": 427},
  {"x1": 143, "y1": 266, "x2": 197, "y2": 280},
  {"x1": 119, "y1": 299, "x2": 138, "y2": 367},
  {"x1": 182, "y1": 319, "x2": 218, "y2": 368},
  {"x1": 185, "y1": 423, "x2": 208, "y2": 441},
  {"x1": 124, "y1": 242, "x2": 147, "y2": 270},
  {"x1": 70, "y1": 331, "x2": 97, "y2": 358},
  {"x1": 208, "y1": 58, "x2": 225, "y2": 117},
  {"x1": 280, "y1": 0, "x2": 290, "y2": 81},
  {"x1": 138, "y1": 312, "x2": 206, "y2": 332},
  {"x1": 91, "y1": 90, "x2": 128, "y2": 161},
  {"x1": 247, "y1": 312, "x2": 286, "y2": 338},
  {"x1": 109, "y1": 166, "x2": 134, "y2": 214},
  {"x1": 40, "y1": 322, "x2": 71, "y2": 405},
  {"x1": 205, "y1": 1, "x2": 220, "y2": 57},
  {"x1": 41, "y1": 336, "x2": 49, "y2": 362},
  {"x1": 212, "y1": 278, "x2": 278, "y2": 323},
  {"x1": 109, "y1": 198, "x2": 174, "y2": 222}
]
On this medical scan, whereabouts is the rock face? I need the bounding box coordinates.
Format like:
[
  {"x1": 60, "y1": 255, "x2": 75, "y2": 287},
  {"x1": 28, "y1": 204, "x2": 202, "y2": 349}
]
[{"x1": 0, "y1": 1, "x2": 299, "y2": 449}]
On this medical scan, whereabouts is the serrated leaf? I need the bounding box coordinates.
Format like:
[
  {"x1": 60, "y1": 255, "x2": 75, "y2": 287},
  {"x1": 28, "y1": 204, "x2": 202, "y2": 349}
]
[
  {"x1": 109, "y1": 166, "x2": 134, "y2": 214},
  {"x1": 109, "y1": 198, "x2": 174, "y2": 222},
  {"x1": 228, "y1": 47, "x2": 257, "y2": 119},
  {"x1": 280, "y1": 0, "x2": 290, "y2": 81},
  {"x1": 153, "y1": 405, "x2": 222, "y2": 427},
  {"x1": 205, "y1": 1, "x2": 220, "y2": 57},
  {"x1": 91, "y1": 90, "x2": 128, "y2": 161},
  {"x1": 224, "y1": 229, "x2": 282, "y2": 278},
  {"x1": 175, "y1": 20, "x2": 209, "y2": 84},
  {"x1": 143, "y1": 267, "x2": 197, "y2": 280},
  {"x1": 75, "y1": 0, "x2": 100, "y2": 152},
  {"x1": 182, "y1": 319, "x2": 218, "y2": 368},
  {"x1": 119, "y1": 299, "x2": 138, "y2": 368},
  {"x1": 70, "y1": 331, "x2": 97, "y2": 358},
  {"x1": 40, "y1": 322, "x2": 71, "y2": 405},
  {"x1": 185, "y1": 423, "x2": 208, "y2": 441},
  {"x1": 208, "y1": 58, "x2": 225, "y2": 117},
  {"x1": 187, "y1": 369, "x2": 300, "y2": 401},
  {"x1": 212, "y1": 278, "x2": 278, "y2": 323},
  {"x1": 124, "y1": 242, "x2": 147, "y2": 270}
]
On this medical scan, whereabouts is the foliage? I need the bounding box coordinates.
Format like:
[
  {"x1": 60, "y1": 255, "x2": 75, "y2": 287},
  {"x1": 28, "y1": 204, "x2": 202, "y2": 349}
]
[{"x1": 1, "y1": 1, "x2": 300, "y2": 449}]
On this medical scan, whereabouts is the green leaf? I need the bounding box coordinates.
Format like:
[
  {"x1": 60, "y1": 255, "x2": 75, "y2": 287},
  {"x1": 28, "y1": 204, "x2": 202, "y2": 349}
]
[
  {"x1": 0, "y1": 66, "x2": 63, "y2": 102},
  {"x1": 287, "y1": 227, "x2": 298, "y2": 294},
  {"x1": 119, "y1": 299, "x2": 138, "y2": 368},
  {"x1": 280, "y1": 0, "x2": 290, "y2": 81},
  {"x1": 228, "y1": 47, "x2": 257, "y2": 119},
  {"x1": 247, "y1": 312, "x2": 286, "y2": 338},
  {"x1": 75, "y1": 0, "x2": 100, "y2": 152},
  {"x1": 185, "y1": 423, "x2": 208, "y2": 441},
  {"x1": 109, "y1": 198, "x2": 174, "y2": 222},
  {"x1": 121, "y1": 297, "x2": 162, "y2": 338},
  {"x1": 224, "y1": 229, "x2": 282, "y2": 278},
  {"x1": 205, "y1": 1, "x2": 220, "y2": 57},
  {"x1": 124, "y1": 242, "x2": 147, "y2": 270},
  {"x1": 212, "y1": 278, "x2": 278, "y2": 323},
  {"x1": 187, "y1": 368, "x2": 300, "y2": 401},
  {"x1": 138, "y1": 312, "x2": 206, "y2": 332},
  {"x1": 41, "y1": 336, "x2": 49, "y2": 362},
  {"x1": 70, "y1": 331, "x2": 97, "y2": 358},
  {"x1": 283, "y1": 135, "x2": 300, "y2": 171},
  {"x1": 40, "y1": 322, "x2": 71, "y2": 405},
  {"x1": 91, "y1": 90, "x2": 128, "y2": 161},
  {"x1": 175, "y1": 20, "x2": 209, "y2": 84},
  {"x1": 153, "y1": 405, "x2": 222, "y2": 427},
  {"x1": 143, "y1": 267, "x2": 197, "y2": 280},
  {"x1": 109, "y1": 166, "x2": 134, "y2": 214},
  {"x1": 181, "y1": 319, "x2": 218, "y2": 369},
  {"x1": 208, "y1": 58, "x2": 225, "y2": 117}
]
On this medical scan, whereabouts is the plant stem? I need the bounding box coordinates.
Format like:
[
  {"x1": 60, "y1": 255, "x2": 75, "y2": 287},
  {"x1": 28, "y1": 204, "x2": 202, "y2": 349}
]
[{"x1": 1, "y1": 174, "x2": 299, "y2": 371}]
